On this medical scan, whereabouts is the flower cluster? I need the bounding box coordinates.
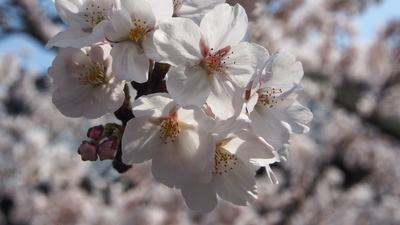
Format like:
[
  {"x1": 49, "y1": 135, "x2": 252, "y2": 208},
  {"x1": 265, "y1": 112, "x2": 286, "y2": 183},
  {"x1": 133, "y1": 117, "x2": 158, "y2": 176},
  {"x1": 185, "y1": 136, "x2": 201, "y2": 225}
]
[{"x1": 47, "y1": 0, "x2": 312, "y2": 212}]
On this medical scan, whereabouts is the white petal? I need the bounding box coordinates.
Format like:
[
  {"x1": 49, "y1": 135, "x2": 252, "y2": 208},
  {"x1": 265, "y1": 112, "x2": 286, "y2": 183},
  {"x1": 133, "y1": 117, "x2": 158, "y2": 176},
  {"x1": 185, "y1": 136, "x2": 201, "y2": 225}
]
[
  {"x1": 181, "y1": 181, "x2": 218, "y2": 213},
  {"x1": 111, "y1": 42, "x2": 149, "y2": 82},
  {"x1": 152, "y1": 18, "x2": 205, "y2": 66},
  {"x1": 121, "y1": 0, "x2": 156, "y2": 27},
  {"x1": 211, "y1": 115, "x2": 250, "y2": 142},
  {"x1": 45, "y1": 28, "x2": 95, "y2": 49},
  {"x1": 106, "y1": 4, "x2": 134, "y2": 42},
  {"x1": 121, "y1": 117, "x2": 163, "y2": 164},
  {"x1": 55, "y1": 0, "x2": 90, "y2": 28},
  {"x1": 249, "y1": 108, "x2": 290, "y2": 150},
  {"x1": 206, "y1": 73, "x2": 244, "y2": 119},
  {"x1": 132, "y1": 93, "x2": 176, "y2": 118},
  {"x1": 166, "y1": 66, "x2": 211, "y2": 107},
  {"x1": 228, "y1": 42, "x2": 270, "y2": 88},
  {"x1": 151, "y1": 130, "x2": 215, "y2": 188},
  {"x1": 176, "y1": 0, "x2": 226, "y2": 24},
  {"x1": 283, "y1": 101, "x2": 313, "y2": 134},
  {"x1": 200, "y1": 4, "x2": 247, "y2": 50},
  {"x1": 213, "y1": 156, "x2": 258, "y2": 206},
  {"x1": 142, "y1": 31, "x2": 164, "y2": 62},
  {"x1": 262, "y1": 50, "x2": 304, "y2": 93},
  {"x1": 226, "y1": 130, "x2": 275, "y2": 169},
  {"x1": 52, "y1": 80, "x2": 124, "y2": 119},
  {"x1": 176, "y1": 106, "x2": 216, "y2": 136},
  {"x1": 147, "y1": 0, "x2": 173, "y2": 20}
]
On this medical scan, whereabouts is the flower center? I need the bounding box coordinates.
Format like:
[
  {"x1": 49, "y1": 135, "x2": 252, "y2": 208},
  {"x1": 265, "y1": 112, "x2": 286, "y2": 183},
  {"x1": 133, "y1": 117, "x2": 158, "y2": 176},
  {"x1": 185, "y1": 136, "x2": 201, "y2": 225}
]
[
  {"x1": 214, "y1": 146, "x2": 238, "y2": 175},
  {"x1": 201, "y1": 46, "x2": 235, "y2": 74},
  {"x1": 257, "y1": 88, "x2": 283, "y2": 108},
  {"x1": 83, "y1": 4, "x2": 108, "y2": 28},
  {"x1": 159, "y1": 118, "x2": 181, "y2": 144},
  {"x1": 129, "y1": 18, "x2": 151, "y2": 43},
  {"x1": 78, "y1": 54, "x2": 108, "y2": 86}
]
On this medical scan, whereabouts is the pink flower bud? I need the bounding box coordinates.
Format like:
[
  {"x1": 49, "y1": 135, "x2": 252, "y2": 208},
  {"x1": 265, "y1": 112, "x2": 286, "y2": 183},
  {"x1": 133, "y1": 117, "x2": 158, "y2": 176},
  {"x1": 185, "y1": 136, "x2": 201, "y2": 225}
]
[
  {"x1": 87, "y1": 125, "x2": 104, "y2": 140},
  {"x1": 97, "y1": 136, "x2": 119, "y2": 160},
  {"x1": 77, "y1": 141, "x2": 97, "y2": 161}
]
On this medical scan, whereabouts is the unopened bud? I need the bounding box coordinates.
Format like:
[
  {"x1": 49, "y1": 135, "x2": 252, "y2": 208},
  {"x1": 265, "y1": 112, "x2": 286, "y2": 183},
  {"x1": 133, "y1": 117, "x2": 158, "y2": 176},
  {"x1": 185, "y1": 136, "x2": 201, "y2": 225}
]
[
  {"x1": 97, "y1": 136, "x2": 118, "y2": 160},
  {"x1": 87, "y1": 125, "x2": 104, "y2": 140},
  {"x1": 77, "y1": 141, "x2": 98, "y2": 161}
]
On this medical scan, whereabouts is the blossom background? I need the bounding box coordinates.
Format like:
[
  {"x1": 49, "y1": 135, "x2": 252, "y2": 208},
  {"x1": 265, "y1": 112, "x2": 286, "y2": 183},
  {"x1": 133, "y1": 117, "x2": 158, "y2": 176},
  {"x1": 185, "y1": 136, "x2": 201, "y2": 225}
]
[{"x1": 1, "y1": 0, "x2": 400, "y2": 224}]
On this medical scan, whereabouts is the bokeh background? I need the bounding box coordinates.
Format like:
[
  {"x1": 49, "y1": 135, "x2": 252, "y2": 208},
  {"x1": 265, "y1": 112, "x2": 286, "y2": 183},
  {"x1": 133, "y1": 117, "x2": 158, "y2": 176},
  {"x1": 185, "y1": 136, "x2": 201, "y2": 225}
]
[{"x1": 1, "y1": 0, "x2": 400, "y2": 224}]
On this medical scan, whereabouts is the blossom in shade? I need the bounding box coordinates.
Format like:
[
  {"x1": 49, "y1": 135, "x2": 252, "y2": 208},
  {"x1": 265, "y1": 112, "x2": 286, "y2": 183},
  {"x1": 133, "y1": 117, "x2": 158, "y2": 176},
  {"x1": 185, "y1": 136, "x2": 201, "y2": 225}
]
[
  {"x1": 48, "y1": 44, "x2": 125, "y2": 119},
  {"x1": 181, "y1": 115, "x2": 276, "y2": 213},
  {"x1": 150, "y1": 3, "x2": 269, "y2": 119},
  {"x1": 247, "y1": 50, "x2": 313, "y2": 151},
  {"x1": 173, "y1": 0, "x2": 226, "y2": 24},
  {"x1": 104, "y1": 0, "x2": 173, "y2": 82},
  {"x1": 45, "y1": 0, "x2": 113, "y2": 49},
  {"x1": 121, "y1": 93, "x2": 216, "y2": 188}
]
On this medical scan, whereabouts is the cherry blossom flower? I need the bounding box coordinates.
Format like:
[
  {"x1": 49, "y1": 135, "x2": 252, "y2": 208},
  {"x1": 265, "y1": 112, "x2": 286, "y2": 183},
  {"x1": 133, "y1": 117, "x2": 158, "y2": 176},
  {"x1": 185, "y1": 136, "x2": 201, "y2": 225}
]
[
  {"x1": 247, "y1": 50, "x2": 313, "y2": 150},
  {"x1": 45, "y1": 0, "x2": 113, "y2": 49},
  {"x1": 121, "y1": 93, "x2": 216, "y2": 188},
  {"x1": 105, "y1": 0, "x2": 173, "y2": 82},
  {"x1": 181, "y1": 115, "x2": 276, "y2": 213},
  {"x1": 150, "y1": 3, "x2": 269, "y2": 119},
  {"x1": 48, "y1": 44, "x2": 125, "y2": 119},
  {"x1": 172, "y1": 0, "x2": 226, "y2": 24}
]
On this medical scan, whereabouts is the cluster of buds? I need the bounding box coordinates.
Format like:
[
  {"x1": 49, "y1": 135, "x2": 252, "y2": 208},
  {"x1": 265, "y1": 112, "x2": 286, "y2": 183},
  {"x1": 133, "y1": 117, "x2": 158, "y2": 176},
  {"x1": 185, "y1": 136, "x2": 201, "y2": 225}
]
[{"x1": 77, "y1": 124, "x2": 121, "y2": 161}]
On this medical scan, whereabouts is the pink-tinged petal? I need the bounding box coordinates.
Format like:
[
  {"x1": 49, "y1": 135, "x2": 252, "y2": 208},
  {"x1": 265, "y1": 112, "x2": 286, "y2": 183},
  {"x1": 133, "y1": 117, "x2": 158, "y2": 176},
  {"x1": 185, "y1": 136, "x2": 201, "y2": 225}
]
[
  {"x1": 283, "y1": 101, "x2": 313, "y2": 134},
  {"x1": 200, "y1": 4, "x2": 247, "y2": 51},
  {"x1": 166, "y1": 66, "x2": 211, "y2": 107},
  {"x1": 206, "y1": 73, "x2": 244, "y2": 119},
  {"x1": 213, "y1": 156, "x2": 258, "y2": 206},
  {"x1": 181, "y1": 181, "x2": 218, "y2": 213},
  {"x1": 176, "y1": 106, "x2": 215, "y2": 136},
  {"x1": 111, "y1": 42, "x2": 149, "y2": 82},
  {"x1": 121, "y1": 116, "x2": 163, "y2": 164},
  {"x1": 55, "y1": 0, "x2": 90, "y2": 29},
  {"x1": 249, "y1": 107, "x2": 290, "y2": 150},
  {"x1": 151, "y1": 130, "x2": 215, "y2": 188},
  {"x1": 147, "y1": 0, "x2": 173, "y2": 20},
  {"x1": 227, "y1": 42, "x2": 270, "y2": 88},
  {"x1": 132, "y1": 93, "x2": 178, "y2": 118},
  {"x1": 45, "y1": 28, "x2": 94, "y2": 49},
  {"x1": 152, "y1": 18, "x2": 204, "y2": 66}
]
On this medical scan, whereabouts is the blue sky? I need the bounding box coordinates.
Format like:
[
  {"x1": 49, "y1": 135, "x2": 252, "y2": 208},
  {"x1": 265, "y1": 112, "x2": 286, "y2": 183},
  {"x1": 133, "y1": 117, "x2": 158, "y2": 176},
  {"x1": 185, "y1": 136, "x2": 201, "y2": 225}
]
[
  {"x1": 356, "y1": 0, "x2": 400, "y2": 40},
  {"x1": 0, "y1": 0, "x2": 399, "y2": 74}
]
